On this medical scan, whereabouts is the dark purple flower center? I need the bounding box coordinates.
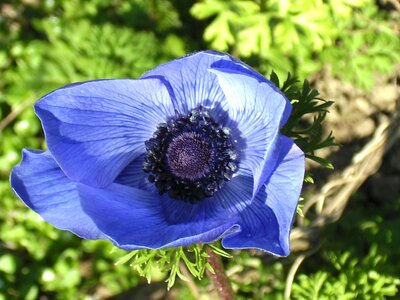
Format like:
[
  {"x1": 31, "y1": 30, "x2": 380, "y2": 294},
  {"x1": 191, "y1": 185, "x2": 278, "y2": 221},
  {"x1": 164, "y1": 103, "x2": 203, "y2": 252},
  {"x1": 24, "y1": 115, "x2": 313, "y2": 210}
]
[
  {"x1": 143, "y1": 107, "x2": 239, "y2": 203},
  {"x1": 167, "y1": 132, "x2": 212, "y2": 181}
]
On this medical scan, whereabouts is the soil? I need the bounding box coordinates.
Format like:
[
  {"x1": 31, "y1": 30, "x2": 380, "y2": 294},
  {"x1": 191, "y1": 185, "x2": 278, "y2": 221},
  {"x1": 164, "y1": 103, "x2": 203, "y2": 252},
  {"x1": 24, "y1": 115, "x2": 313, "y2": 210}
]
[{"x1": 310, "y1": 65, "x2": 400, "y2": 204}]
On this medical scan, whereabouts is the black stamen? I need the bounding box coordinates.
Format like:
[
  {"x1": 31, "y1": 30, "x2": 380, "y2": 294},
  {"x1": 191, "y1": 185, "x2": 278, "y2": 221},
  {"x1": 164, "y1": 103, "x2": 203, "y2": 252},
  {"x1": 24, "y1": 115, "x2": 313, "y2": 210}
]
[{"x1": 143, "y1": 107, "x2": 239, "y2": 203}]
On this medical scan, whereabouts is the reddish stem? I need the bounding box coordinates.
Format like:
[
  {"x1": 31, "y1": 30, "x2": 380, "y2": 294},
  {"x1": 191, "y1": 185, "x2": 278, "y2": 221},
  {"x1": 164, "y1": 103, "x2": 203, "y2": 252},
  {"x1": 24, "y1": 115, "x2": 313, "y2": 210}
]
[{"x1": 206, "y1": 247, "x2": 235, "y2": 300}]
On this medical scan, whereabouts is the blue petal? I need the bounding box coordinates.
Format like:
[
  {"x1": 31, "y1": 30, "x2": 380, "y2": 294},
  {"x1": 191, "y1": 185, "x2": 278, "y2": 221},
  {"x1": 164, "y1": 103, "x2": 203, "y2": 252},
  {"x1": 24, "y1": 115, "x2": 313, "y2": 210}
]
[
  {"x1": 214, "y1": 175, "x2": 282, "y2": 255},
  {"x1": 115, "y1": 154, "x2": 156, "y2": 193},
  {"x1": 35, "y1": 78, "x2": 174, "y2": 187},
  {"x1": 79, "y1": 183, "x2": 240, "y2": 249},
  {"x1": 263, "y1": 136, "x2": 305, "y2": 255},
  {"x1": 116, "y1": 156, "x2": 251, "y2": 224},
  {"x1": 210, "y1": 59, "x2": 292, "y2": 126},
  {"x1": 10, "y1": 149, "x2": 105, "y2": 240},
  {"x1": 142, "y1": 51, "x2": 235, "y2": 116},
  {"x1": 159, "y1": 174, "x2": 253, "y2": 225},
  {"x1": 209, "y1": 68, "x2": 290, "y2": 197},
  {"x1": 222, "y1": 137, "x2": 305, "y2": 256},
  {"x1": 111, "y1": 138, "x2": 303, "y2": 254}
]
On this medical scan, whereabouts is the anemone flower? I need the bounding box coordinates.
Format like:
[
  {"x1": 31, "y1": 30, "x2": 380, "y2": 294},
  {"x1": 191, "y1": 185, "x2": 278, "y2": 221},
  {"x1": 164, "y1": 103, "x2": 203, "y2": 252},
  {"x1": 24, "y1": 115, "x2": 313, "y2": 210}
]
[{"x1": 11, "y1": 51, "x2": 304, "y2": 256}]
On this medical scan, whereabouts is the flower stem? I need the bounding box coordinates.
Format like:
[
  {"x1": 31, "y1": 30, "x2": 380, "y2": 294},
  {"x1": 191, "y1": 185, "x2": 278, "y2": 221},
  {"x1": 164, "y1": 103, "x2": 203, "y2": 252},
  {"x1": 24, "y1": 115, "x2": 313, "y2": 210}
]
[{"x1": 206, "y1": 247, "x2": 235, "y2": 300}]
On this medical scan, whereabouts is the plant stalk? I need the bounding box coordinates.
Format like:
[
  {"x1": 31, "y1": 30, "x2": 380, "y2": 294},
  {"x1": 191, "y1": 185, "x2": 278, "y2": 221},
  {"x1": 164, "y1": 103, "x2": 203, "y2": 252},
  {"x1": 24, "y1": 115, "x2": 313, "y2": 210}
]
[{"x1": 206, "y1": 247, "x2": 235, "y2": 300}]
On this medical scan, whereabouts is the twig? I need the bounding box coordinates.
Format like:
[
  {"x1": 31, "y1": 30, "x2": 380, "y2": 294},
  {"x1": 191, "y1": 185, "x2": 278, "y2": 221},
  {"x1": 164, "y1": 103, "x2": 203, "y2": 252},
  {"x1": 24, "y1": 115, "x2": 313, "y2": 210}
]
[
  {"x1": 284, "y1": 255, "x2": 306, "y2": 300},
  {"x1": 0, "y1": 99, "x2": 34, "y2": 132},
  {"x1": 386, "y1": 0, "x2": 400, "y2": 12},
  {"x1": 179, "y1": 262, "x2": 201, "y2": 299},
  {"x1": 291, "y1": 100, "x2": 400, "y2": 252}
]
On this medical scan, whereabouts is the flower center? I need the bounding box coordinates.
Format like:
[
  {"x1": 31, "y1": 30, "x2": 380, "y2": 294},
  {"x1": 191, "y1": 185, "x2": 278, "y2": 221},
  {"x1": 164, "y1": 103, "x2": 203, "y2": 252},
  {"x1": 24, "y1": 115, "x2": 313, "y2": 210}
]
[
  {"x1": 143, "y1": 107, "x2": 239, "y2": 203},
  {"x1": 167, "y1": 132, "x2": 212, "y2": 180}
]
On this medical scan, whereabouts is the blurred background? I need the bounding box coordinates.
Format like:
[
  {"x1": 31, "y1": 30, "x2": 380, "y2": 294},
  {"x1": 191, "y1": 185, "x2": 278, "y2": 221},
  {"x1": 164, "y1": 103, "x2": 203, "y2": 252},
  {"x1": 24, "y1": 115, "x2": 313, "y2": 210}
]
[{"x1": 0, "y1": 0, "x2": 399, "y2": 299}]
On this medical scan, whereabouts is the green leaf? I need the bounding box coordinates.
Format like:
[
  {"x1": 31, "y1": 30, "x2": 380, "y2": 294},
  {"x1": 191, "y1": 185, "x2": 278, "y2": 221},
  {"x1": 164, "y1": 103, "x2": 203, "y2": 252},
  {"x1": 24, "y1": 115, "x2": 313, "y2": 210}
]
[
  {"x1": 114, "y1": 243, "x2": 231, "y2": 290},
  {"x1": 114, "y1": 251, "x2": 138, "y2": 266},
  {"x1": 306, "y1": 154, "x2": 334, "y2": 169},
  {"x1": 190, "y1": 0, "x2": 229, "y2": 19},
  {"x1": 204, "y1": 12, "x2": 235, "y2": 50},
  {"x1": 208, "y1": 244, "x2": 232, "y2": 258},
  {"x1": 0, "y1": 254, "x2": 17, "y2": 274}
]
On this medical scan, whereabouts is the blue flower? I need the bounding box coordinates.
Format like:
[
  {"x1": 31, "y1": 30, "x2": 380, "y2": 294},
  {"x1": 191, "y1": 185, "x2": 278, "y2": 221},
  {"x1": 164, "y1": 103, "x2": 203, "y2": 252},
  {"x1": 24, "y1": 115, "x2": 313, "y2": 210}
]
[{"x1": 11, "y1": 51, "x2": 304, "y2": 256}]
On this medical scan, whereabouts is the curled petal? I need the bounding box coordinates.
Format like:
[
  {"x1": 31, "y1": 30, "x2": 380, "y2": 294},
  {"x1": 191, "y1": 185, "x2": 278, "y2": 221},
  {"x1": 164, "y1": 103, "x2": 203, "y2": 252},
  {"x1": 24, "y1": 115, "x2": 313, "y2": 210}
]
[
  {"x1": 210, "y1": 68, "x2": 290, "y2": 197},
  {"x1": 210, "y1": 58, "x2": 291, "y2": 126},
  {"x1": 35, "y1": 78, "x2": 174, "y2": 187},
  {"x1": 222, "y1": 136, "x2": 305, "y2": 256},
  {"x1": 10, "y1": 150, "x2": 105, "y2": 240},
  {"x1": 263, "y1": 136, "x2": 305, "y2": 255}
]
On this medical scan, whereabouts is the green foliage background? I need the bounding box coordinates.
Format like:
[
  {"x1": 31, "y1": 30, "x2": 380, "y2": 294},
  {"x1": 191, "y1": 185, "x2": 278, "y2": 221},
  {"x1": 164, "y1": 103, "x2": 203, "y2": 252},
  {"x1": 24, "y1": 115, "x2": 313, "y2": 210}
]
[{"x1": 0, "y1": 0, "x2": 399, "y2": 299}]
